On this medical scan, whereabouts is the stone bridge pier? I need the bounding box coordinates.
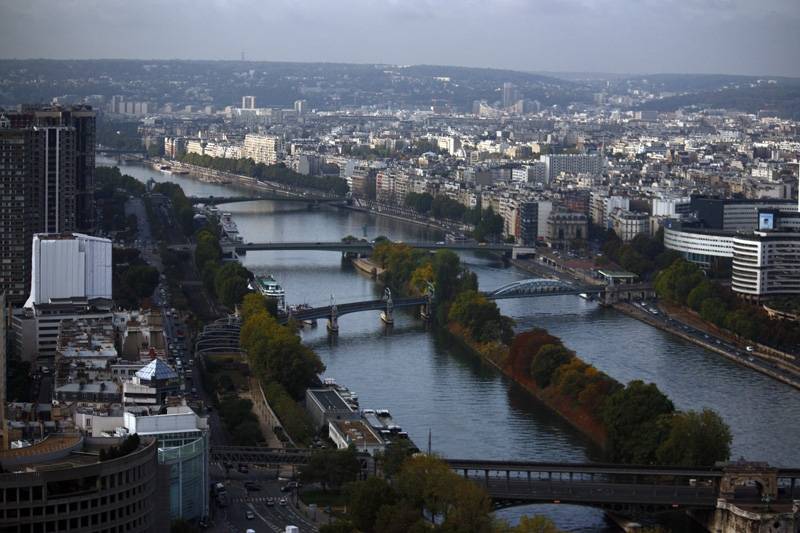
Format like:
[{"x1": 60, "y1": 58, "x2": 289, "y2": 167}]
[{"x1": 693, "y1": 462, "x2": 799, "y2": 533}]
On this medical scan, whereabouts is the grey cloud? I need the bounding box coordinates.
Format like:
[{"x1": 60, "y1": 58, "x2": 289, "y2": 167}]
[{"x1": 0, "y1": 0, "x2": 797, "y2": 76}]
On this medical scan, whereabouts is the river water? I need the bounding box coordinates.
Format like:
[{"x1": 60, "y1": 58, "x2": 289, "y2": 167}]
[{"x1": 104, "y1": 158, "x2": 800, "y2": 531}]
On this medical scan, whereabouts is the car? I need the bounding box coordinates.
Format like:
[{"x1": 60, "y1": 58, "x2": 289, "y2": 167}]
[
  {"x1": 238, "y1": 463, "x2": 249, "y2": 474},
  {"x1": 245, "y1": 510, "x2": 255, "y2": 520},
  {"x1": 279, "y1": 497, "x2": 287, "y2": 506},
  {"x1": 746, "y1": 345, "x2": 755, "y2": 352},
  {"x1": 266, "y1": 497, "x2": 275, "y2": 506}
]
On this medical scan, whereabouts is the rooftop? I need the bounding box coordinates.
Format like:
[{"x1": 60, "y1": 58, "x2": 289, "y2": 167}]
[
  {"x1": 331, "y1": 419, "x2": 382, "y2": 446},
  {"x1": 135, "y1": 358, "x2": 178, "y2": 381},
  {"x1": 308, "y1": 388, "x2": 352, "y2": 411}
]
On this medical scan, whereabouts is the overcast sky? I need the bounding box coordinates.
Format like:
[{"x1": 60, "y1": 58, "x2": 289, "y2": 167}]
[{"x1": 1, "y1": 0, "x2": 798, "y2": 77}]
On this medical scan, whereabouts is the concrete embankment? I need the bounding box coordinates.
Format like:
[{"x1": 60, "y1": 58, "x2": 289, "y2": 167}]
[
  {"x1": 351, "y1": 257, "x2": 385, "y2": 278},
  {"x1": 337, "y1": 203, "x2": 456, "y2": 233},
  {"x1": 615, "y1": 303, "x2": 800, "y2": 391},
  {"x1": 511, "y1": 256, "x2": 800, "y2": 391}
]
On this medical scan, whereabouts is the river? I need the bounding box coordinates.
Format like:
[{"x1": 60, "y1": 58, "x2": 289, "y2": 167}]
[{"x1": 103, "y1": 158, "x2": 800, "y2": 531}]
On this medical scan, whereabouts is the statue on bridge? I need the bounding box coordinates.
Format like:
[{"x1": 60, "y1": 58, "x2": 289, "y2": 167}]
[
  {"x1": 327, "y1": 295, "x2": 339, "y2": 334},
  {"x1": 381, "y1": 287, "x2": 394, "y2": 325}
]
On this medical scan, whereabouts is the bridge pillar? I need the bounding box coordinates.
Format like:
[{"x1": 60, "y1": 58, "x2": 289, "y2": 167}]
[{"x1": 327, "y1": 298, "x2": 339, "y2": 335}]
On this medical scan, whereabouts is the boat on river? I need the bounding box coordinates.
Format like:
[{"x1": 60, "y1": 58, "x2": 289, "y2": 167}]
[{"x1": 251, "y1": 275, "x2": 285, "y2": 310}]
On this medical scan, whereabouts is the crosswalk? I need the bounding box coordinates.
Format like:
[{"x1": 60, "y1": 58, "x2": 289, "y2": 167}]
[{"x1": 227, "y1": 495, "x2": 286, "y2": 503}]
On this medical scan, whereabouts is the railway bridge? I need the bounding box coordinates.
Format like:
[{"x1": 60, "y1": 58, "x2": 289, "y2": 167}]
[{"x1": 206, "y1": 447, "x2": 800, "y2": 517}]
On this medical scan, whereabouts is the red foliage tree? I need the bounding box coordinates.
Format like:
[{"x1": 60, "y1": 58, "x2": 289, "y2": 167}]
[{"x1": 507, "y1": 329, "x2": 561, "y2": 382}]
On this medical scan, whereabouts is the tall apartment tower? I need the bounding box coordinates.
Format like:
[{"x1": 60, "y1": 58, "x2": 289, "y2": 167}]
[
  {"x1": 0, "y1": 105, "x2": 94, "y2": 304},
  {"x1": 242, "y1": 95, "x2": 256, "y2": 109},
  {"x1": 502, "y1": 82, "x2": 517, "y2": 109},
  {"x1": 8, "y1": 105, "x2": 96, "y2": 231}
]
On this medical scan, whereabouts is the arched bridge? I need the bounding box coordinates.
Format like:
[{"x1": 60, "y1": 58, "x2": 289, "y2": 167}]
[
  {"x1": 485, "y1": 278, "x2": 596, "y2": 299},
  {"x1": 277, "y1": 279, "x2": 655, "y2": 328}
]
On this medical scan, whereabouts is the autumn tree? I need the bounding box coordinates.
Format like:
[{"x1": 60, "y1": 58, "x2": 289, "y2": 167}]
[{"x1": 656, "y1": 409, "x2": 731, "y2": 467}]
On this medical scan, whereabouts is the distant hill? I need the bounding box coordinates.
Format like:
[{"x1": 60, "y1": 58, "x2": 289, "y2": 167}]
[
  {"x1": 0, "y1": 59, "x2": 592, "y2": 111},
  {"x1": 637, "y1": 77, "x2": 800, "y2": 119}
]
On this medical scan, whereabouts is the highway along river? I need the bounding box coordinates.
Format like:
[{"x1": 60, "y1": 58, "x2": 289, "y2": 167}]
[{"x1": 107, "y1": 158, "x2": 800, "y2": 531}]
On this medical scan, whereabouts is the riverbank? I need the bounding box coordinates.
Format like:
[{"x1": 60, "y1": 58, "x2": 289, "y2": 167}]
[
  {"x1": 352, "y1": 256, "x2": 385, "y2": 278},
  {"x1": 510, "y1": 255, "x2": 800, "y2": 391},
  {"x1": 338, "y1": 202, "x2": 455, "y2": 234},
  {"x1": 615, "y1": 302, "x2": 800, "y2": 391},
  {"x1": 445, "y1": 323, "x2": 608, "y2": 448}
]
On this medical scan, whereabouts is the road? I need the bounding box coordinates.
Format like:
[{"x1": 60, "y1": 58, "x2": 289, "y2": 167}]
[
  {"x1": 623, "y1": 302, "x2": 800, "y2": 388},
  {"x1": 514, "y1": 252, "x2": 800, "y2": 388},
  {"x1": 209, "y1": 465, "x2": 321, "y2": 533}
]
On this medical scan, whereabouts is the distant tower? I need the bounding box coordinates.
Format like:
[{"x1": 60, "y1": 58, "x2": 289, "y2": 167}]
[
  {"x1": 242, "y1": 96, "x2": 256, "y2": 109},
  {"x1": 241, "y1": 50, "x2": 245, "y2": 61},
  {"x1": 502, "y1": 82, "x2": 516, "y2": 109}
]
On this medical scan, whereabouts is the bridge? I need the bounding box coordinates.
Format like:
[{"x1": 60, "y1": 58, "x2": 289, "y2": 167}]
[
  {"x1": 232, "y1": 240, "x2": 515, "y2": 256},
  {"x1": 205, "y1": 446, "x2": 800, "y2": 515},
  {"x1": 446, "y1": 459, "x2": 800, "y2": 514},
  {"x1": 189, "y1": 194, "x2": 343, "y2": 205},
  {"x1": 96, "y1": 146, "x2": 148, "y2": 155},
  {"x1": 278, "y1": 279, "x2": 654, "y2": 330}
]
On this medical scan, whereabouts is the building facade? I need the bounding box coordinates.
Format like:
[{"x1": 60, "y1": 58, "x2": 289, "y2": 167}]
[
  {"x1": 0, "y1": 434, "x2": 168, "y2": 533},
  {"x1": 731, "y1": 232, "x2": 800, "y2": 300},
  {"x1": 242, "y1": 134, "x2": 282, "y2": 165},
  {"x1": 609, "y1": 209, "x2": 650, "y2": 242},
  {"x1": 546, "y1": 211, "x2": 588, "y2": 248},
  {"x1": 0, "y1": 106, "x2": 96, "y2": 304}
]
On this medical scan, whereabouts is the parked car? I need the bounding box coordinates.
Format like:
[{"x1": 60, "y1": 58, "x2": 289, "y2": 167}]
[{"x1": 245, "y1": 510, "x2": 255, "y2": 520}]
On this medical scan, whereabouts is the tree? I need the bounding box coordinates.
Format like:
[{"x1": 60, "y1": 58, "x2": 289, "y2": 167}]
[
  {"x1": 373, "y1": 502, "x2": 428, "y2": 533},
  {"x1": 656, "y1": 409, "x2": 731, "y2": 467},
  {"x1": 218, "y1": 276, "x2": 250, "y2": 307},
  {"x1": 300, "y1": 447, "x2": 361, "y2": 491},
  {"x1": 687, "y1": 280, "x2": 715, "y2": 312},
  {"x1": 233, "y1": 420, "x2": 264, "y2": 446},
  {"x1": 377, "y1": 440, "x2": 415, "y2": 479},
  {"x1": 602, "y1": 380, "x2": 675, "y2": 463},
  {"x1": 396, "y1": 454, "x2": 456, "y2": 522},
  {"x1": 347, "y1": 477, "x2": 397, "y2": 532},
  {"x1": 448, "y1": 290, "x2": 514, "y2": 344},
  {"x1": 654, "y1": 259, "x2": 705, "y2": 305},
  {"x1": 699, "y1": 297, "x2": 727, "y2": 326},
  {"x1": 724, "y1": 309, "x2": 757, "y2": 339},
  {"x1": 530, "y1": 344, "x2": 573, "y2": 388}
]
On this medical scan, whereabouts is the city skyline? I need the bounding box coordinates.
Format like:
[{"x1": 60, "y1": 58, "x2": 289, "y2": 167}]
[{"x1": 1, "y1": 0, "x2": 799, "y2": 78}]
